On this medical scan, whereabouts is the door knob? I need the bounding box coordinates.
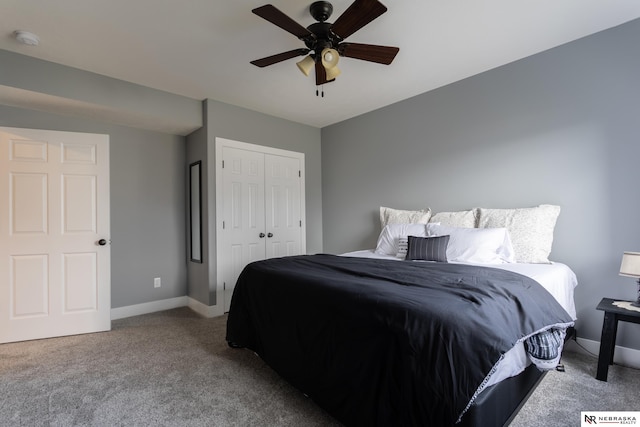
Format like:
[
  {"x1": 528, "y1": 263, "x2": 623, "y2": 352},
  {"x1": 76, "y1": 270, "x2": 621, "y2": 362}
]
[
  {"x1": 259, "y1": 233, "x2": 265, "y2": 238},
  {"x1": 267, "y1": 233, "x2": 273, "y2": 238},
  {"x1": 98, "y1": 239, "x2": 108, "y2": 246}
]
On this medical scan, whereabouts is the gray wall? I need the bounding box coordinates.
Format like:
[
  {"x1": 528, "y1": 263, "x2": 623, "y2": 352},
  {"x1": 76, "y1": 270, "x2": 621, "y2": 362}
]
[
  {"x1": 321, "y1": 19, "x2": 640, "y2": 350},
  {"x1": 206, "y1": 99, "x2": 323, "y2": 254},
  {"x1": 186, "y1": 99, "x2": 322, "y2": 306},
  {"x1": 1, "y1": 50, "x2": 322, "y2": 312},
  {"x1": 0, "y1": 105, "x2": 187, "y2": 309},
  {"x1": 186, "y1": 123, "x2": 209, "y2": 305},
  {"x1": 0, "y1": 49, "x2": 201, "y2": 135}
]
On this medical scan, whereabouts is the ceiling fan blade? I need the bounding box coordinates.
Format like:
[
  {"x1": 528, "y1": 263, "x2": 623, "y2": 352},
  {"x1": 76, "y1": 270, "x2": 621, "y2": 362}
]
[
  {"x1": 252, "y1": 4, "x2": 315, "y2": 41},
  {"x1": 339, "y1": 43, "x2": 399, "y2": 65},
  {"x1": 331, "y1": 0, "x2": 388, "y2": 40},
  {"x1": 251, "y1": 48, "x2": 310, "y2": 68},
  {"x1": 315, "y1": 62, "x2": 336, "y2": 85},
  {"x1": 315, "y1": 61, "x2": 328, "y2": 85}
]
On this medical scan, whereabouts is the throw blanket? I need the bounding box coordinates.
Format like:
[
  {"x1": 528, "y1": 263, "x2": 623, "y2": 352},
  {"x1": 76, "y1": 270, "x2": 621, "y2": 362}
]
[
  {"x1": 226, "y1": 255, "x2": 574, "y2": 426},
  {"x1": 525, "y1": 327, "x2": 566, "y2": 370}
]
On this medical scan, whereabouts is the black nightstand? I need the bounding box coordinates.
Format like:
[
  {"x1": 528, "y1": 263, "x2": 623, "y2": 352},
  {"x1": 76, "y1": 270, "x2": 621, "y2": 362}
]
[{"x1": 596, "y1": 297, "x2": 640, "y2": 381}]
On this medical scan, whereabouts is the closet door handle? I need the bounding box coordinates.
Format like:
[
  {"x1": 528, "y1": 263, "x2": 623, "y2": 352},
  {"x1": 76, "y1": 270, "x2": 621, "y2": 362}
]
[
  {"x1": 259, "y1": 233, "x2": 265, "y2": 238},
  {"x1": 267, "y1": 233, "x2": 273, "y2": 238}
]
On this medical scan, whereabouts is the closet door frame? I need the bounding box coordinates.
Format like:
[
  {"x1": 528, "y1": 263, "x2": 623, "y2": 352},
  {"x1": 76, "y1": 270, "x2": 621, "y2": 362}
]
[{"x1": 215, "y1": 137, "x2": 306, "y2": 312}]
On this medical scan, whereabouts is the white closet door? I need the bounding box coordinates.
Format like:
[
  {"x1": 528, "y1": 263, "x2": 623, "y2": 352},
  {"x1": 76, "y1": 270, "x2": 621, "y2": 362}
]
[
  {"x1": 264, "y1": 154, "x2": 302, "y2": 258},
  {"x1": 217, "y1": 138, "x2": 305, "y2": 313},
  {"x1": 0, "y1": 127, "x2": 110, "y2": 343},
  {"x1": 221, "y1": 146, "x2": 266, "y2": 312}
]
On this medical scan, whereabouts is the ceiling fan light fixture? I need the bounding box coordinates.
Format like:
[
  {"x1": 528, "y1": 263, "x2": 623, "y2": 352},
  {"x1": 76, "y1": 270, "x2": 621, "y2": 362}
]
[
  {"x1": 321, "y1": 48, "x2": 341, "y2": 80},
  {"x1": 296, "y1": 55, "x2": 315, "y2": 76},
  {"x1": 321, "y1": 48, "x2": 339, "y2": 69},
  {"x1": 325, "y1": 65, "x2": 341, "y2": 81},
  {"x1": 323, "y1": 50, "x2": 335, "y2": 63}
]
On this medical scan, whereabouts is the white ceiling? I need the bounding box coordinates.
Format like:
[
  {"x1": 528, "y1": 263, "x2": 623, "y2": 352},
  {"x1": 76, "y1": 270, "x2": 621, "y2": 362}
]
[{"x1": 1, "y1": 0, "x2": 640, "y2": 129}]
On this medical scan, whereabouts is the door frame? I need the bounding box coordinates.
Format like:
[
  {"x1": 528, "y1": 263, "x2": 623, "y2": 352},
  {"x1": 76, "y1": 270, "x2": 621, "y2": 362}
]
[{"x1": 215, "y1": 137, "x2": 306, "y2": 312}]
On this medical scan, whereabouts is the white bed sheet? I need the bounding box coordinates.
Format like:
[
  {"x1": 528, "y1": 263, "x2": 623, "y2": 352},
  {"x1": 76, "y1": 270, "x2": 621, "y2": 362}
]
[{"x1": 339, "y1": 249, "x2": 578, "y2": 388}]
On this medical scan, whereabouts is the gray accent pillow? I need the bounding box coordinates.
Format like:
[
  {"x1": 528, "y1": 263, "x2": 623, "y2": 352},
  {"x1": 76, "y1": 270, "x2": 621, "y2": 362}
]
[{"x1": 406, "y1": 235, "x2": 449, "y2": 262}]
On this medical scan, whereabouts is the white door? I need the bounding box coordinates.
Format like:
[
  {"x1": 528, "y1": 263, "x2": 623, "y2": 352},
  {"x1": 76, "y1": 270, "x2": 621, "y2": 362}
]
[
  {"x1": 217, "y1": 139, "x2": 305, "y2": 313},
  {"x1": 0, "y1": 127, "x2": 110, "y2": 343},
  {"x1": 264, "y1": 154, "x2": 302, "y2": 258},
  {"x1": 220, "y1": 146, "x2": 266, "y2": 313}
]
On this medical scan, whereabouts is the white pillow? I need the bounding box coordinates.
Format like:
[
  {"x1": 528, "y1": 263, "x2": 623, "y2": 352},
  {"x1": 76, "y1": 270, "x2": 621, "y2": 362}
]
[
  {"x1": 426, "y1": 224, "x2": 515, "y2": 264},
  {"x1": 477, "y1": 205, "x2": 560, "y2": 263},
  {"x1": 429, "y1": 209, "x2": 478, "y2": 228},
  {"x1": 375, "y1": 223, "x2": 428, "y2": 256},
  {"x1": 380, "y1": 206, "x2": 432, "y2": 229}
]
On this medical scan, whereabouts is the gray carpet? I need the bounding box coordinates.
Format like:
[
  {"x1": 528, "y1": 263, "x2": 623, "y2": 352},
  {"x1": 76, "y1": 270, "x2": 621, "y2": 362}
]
[
  {"x1": 0, "y1": 308, "x2": 638, "y2": 426},
  {"x1": 510, "y1": 339, "x2": 639, "y2": 426}
]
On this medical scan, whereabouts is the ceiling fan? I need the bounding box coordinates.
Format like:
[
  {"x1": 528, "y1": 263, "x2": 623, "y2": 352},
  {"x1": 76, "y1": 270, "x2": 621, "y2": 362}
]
[{"x1": 250, "y1": 0, "x2": 399, "y2": 87}]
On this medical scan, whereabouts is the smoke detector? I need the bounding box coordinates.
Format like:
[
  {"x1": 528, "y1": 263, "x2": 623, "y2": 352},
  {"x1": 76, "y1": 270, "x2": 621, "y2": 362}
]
[{"x1": 14, "y1": 30, "x2": 40, "y2": 46}]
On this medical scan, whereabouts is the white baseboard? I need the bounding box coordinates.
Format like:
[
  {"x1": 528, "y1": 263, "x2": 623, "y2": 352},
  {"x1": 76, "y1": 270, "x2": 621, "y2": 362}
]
[
  {"x1": 111, "y1": 296, "x2": 189, "y2": 320},
  {"x1": 187, "y1": 297, "x2": 225, "y2": 318},
  {"x1": 574, "y1": 337, "x2": 640, "y2": 370},
  {"x1": 110, "y1": 296, "x2": 225, "y2": 320}
]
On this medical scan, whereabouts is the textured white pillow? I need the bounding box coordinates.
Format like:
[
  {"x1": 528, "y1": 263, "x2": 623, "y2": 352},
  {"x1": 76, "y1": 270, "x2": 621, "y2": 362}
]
[
  {"x1": 375, "y1": 223, "x2": 428, "y2": 256},
  {"x1": 380, "y1": 206, "x2": 432, "y2": 229},
  {"x1": 396, "y1": 237, "x2": 409, "y2": 259},
  {"x1": 477, "y1": 205, "x2": 561, "y2": 263},
  {"x1": 429, "y1": 209, "x2": 478, "y2": 228},
  {"x1": 427, "y1": 224, "x2": 515, "y2": 264}
]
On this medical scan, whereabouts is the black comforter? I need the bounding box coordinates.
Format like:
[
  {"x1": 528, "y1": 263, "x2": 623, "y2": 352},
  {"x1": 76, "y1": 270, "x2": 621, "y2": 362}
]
[{"x1": 226, "y1": 254, "x2": 573, "y2": 426}]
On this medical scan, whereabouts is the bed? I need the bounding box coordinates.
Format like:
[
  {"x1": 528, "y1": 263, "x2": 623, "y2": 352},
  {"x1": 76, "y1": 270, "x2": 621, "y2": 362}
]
[{"x1": 226, "y1": 206, "x2": 577, "y2": 426}]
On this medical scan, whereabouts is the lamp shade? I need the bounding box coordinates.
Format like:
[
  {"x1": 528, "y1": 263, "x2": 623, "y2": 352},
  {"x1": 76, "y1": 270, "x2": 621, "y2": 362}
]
[
  {"x1": 296, "y1": 55, "x2": 315, "y2": 76},
  {"x1": 620, "y1": 251, "x2": 640, "y2": 278},
  {"x1": 321, "y1": 48, "x2": 341, "y2": 80},
  {"x1": 321, "y1": 48, "x2": 339, "y2": 69},
  {"x1": 325, "y1": 65, "x2": 341, "y2": 80}
]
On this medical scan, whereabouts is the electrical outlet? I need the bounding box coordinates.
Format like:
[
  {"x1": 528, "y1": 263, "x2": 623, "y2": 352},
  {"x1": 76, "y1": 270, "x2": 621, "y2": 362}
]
[{"x1": 154, "y1": 277, "x2": 161, "y2": 288}]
